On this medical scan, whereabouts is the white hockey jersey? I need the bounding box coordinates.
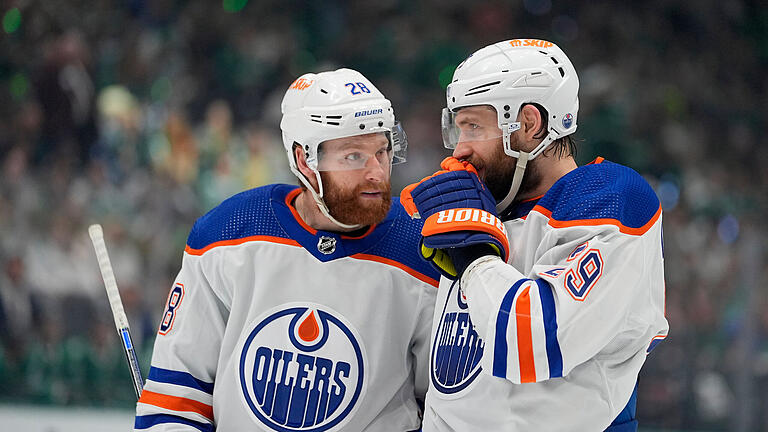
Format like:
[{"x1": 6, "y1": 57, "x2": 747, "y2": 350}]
[
  {"x1": 422, "y1": 159, "x2": 669, "y2": 432},
  {"x1": 135, "y1": 184, "x2": 440, "y2": 432}
]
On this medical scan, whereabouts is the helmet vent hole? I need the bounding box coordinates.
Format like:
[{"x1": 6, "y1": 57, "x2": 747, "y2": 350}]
[
  {"x1": 539, "y1": 50, "x2": 548, "y2": 55},
  {"x1": 504, "y1": 113, "x2": 510, "y2": 119},
  {"x1": 531, "y1": 71, "x2": 542, "y2": 76},
  {"x1": 550, "y1": 57, "x2": 559, "y2": 64},
  {"x1": 326, "y1": 122, "x2": 340, "y2": 126},
  {"x1": 320, "y1": 89, "x2": 328, "y2": 94},
  {"x1": 311, "y1": 119, "x2": 322, "y2": 123},
  {"x1": 558, "y1": 67, "x2": 565, "y2": 77},
  {"x1": 325, "y1": 115, "x2": 342, "y2": 119},
  {"x1": 378, "y1": 121, "x2": 383, "y2": 127},
  {"x1": 467, "y1": 81, "x2": 501, "y2": 93},
  {"x1": 465, "y1": 88, "x2": 491, "y2": 96},
  {"x1": 452, "y1": 97, "x2": 456, "y2": 102},
  {"x1": 359, "y1": 124, "x2": 365, "y2": 130},
  {"x1": 502, "y1": 69, "x2": 509, "y2": 72},
  {"x1": 503, "y1": 105, "x2": 510, "y2": 111}
]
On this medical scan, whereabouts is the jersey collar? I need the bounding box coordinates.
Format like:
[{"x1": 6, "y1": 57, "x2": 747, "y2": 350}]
[
  {"x1": 270, "y1": 185, "x2": 393, "y2": 261},
  {"x1": 500, "y1": 194, "x2": 543, "y2": 221}
]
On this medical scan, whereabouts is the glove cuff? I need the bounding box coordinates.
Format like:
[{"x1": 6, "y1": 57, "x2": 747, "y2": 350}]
[
  {"x1": 422, "y1": 208, "x2": 509, "y2": 261},
  {"x1": 446, "y1": 244, "x2": 498, "y2": 277}
]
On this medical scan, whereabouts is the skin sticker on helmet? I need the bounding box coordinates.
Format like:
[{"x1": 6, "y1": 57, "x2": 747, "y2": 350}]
[
  {"x1": 289, "y1": 78, "x2": 314, "y2": 91},
  {"x1": 509, "y1": 39, "x2": 554, "y2": 48}
]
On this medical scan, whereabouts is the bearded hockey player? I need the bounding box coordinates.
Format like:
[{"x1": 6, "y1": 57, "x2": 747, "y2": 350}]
[
  {"x1": 401, "y1": 39, "x2": 668, "y2": 431},
  {"x1": 135, "y1": 68, "x2": 439, "y2": 431}
]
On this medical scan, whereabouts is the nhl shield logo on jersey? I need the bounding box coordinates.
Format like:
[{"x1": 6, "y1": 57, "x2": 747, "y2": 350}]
[
  {"x1": 317, "y1": 236, "x2": 337, "y2": 255},
  {"x1": 239, "y1": 304, "x2": 366, "y2": 431},
  {"x1": 431, "y1": 281, "x2": 484, "y2": 394}
]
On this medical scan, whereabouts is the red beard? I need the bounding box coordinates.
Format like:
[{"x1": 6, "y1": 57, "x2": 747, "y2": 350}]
[{"x1": 320, "y1": 173, "x2": 392, "y2": 226}]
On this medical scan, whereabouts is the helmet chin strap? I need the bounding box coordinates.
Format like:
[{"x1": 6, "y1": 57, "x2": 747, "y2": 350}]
[
  {"x1": 495, "y1": 151, "x2": 528, "y2": 213},
  {"x1": 495, "y1": 127, "x2": 556, "y2": 214},
  {"x1": 294, "y1": 167, "x2": 362, "y2": 230}
]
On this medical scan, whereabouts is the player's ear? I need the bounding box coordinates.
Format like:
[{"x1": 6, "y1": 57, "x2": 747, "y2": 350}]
[
  {"x1": 294, "y1": 145, "x2": 319, "y2": 188},
  {"x1": 519, "y1": 104, "x2": 544, "y2": 146}
]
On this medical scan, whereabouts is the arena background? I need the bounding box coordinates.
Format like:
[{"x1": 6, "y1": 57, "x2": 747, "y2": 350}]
[{"x1": 1, "y1": 1, "x2": 766, "y2": 430}]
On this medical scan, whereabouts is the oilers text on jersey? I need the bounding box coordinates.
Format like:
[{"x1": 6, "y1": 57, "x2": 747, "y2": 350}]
[{"x1": 135, "y1": 184, "x2": 439, "y2": 432}]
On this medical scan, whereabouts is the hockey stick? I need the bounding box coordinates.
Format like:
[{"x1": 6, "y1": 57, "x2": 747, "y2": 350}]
[{"x1": 88, "y1": 224, "x2": 144, "y2": 400}]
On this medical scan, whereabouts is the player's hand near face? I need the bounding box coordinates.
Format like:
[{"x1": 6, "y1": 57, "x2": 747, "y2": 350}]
[{"x1": 400, "y1": 157, "x2": 508, "y2": 279}]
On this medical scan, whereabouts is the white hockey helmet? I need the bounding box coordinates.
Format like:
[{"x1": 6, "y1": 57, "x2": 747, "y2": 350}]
[
  {"x1": 281, "y1": 68, "x2": 406, "y2": 173},
  {"x1": 280, "y1": 68, "x2": 407, "y2": 229},
  {"x1": 443, "y1": 39, "x2": 579, "y2": 211}
]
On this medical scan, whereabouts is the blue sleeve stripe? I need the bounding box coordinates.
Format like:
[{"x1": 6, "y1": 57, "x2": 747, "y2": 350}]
[
  {"x1": 647, "y1": 334, "x2": 667, "y2": 353},
  {"x1": 606, "y1": 382, "x2": 638, "y2": 431},
  {"x1": 135, "y1": 414, "x2": 214, "y2": 431},
  {"x1": 148, "y1": 367, "x2": 214, "y2": 395},
  {"x1": 536, "y1": 278, "x2": 563, "y2": 378},
  {"x1": 493, "y1": 278, "x2": 531, "y2": 378}
]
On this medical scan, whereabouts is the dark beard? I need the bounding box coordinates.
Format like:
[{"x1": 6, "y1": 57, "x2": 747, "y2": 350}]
[
  {"x1": 320, "y1": 172, "x2": 392, "y2": 227},
  {"x1": 471, "y1": 137, "x2": 541, "y2": 206}
]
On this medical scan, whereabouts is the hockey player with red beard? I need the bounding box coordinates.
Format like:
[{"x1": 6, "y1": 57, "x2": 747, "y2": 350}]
[{"x1": 135, "y1": 69, "x2": 439, "y2": 431}]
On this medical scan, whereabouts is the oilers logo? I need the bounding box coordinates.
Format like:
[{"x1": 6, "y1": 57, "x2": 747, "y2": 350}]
[
  {"x1": 239, "y1": 305, "x2": 366, "y2": 431},
  {"x1": 431, "y1": 281, "x2": 484, "y2": 394},
  {"x1": 562, "y1": 112, "x2": 574, "y2": 129}
]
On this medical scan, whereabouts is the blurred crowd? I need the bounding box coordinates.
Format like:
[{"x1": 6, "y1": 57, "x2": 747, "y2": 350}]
[{"x1": 0, "y1": 1, "x2": 767, "y2": 430}]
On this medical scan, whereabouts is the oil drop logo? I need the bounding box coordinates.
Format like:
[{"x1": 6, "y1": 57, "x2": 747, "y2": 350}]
[
  {"x1": 431, "y1": 282, "x2": 485, "y2": 394},
  {"x1": 239, "y1": 304, "x2": 366, "y2": 431}
]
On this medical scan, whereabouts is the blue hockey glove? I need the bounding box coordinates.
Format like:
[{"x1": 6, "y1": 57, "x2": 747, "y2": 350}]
[
  {"x1": 401, "y1": 157, "x2": 496, "y2": 219},
  {"x1": 401, "y1": 157, "x2": 509, "y2": 279}
]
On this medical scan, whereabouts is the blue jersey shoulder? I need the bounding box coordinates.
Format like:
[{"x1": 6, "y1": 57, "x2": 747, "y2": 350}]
[
  {"x1": 365, "y1": 197, "x2": 441, "y2": 282},
  {"x1": 537, "y1": 161, "x2": 660, "y2": 229},
  {"x1": 187, "y1": 184, "x2": 292, "y2": 250}
]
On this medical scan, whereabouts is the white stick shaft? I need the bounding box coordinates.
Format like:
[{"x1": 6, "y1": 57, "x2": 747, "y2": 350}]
[
  {"x1": 89, "y1": 224, "x2": 129, "y2": 331},
  {"x1": 88, "y1": 224, "x2": 144, "y2": 399}
]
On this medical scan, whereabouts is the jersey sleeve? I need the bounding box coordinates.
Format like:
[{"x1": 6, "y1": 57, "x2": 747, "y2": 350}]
[
  {"x1": 134, "y1": 224, "x2": 229, "y2": 431},
  {"x1": 461, "y1": 168, "x2": 668, "y2": 385}
]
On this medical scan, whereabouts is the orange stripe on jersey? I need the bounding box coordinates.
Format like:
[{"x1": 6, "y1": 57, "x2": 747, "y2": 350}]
[
  {"x1": 519, "y1": 193, "x2": 545, "y2": 203},
  {"x1": 184, "y1": 235, "x2": 300, "y2": 256},
  {"x1": 284, "y1": 188, "x2": 378, "y2": 239},
  {"x1": 351, "y1": 253, "x2": 439, "y2": 288},
  {"x1": 138, "y1": 389, "x2": 213, "y2": 421},
  {"x1": 516, "y1": 286, "x2": 536, "y2": 383},
  {"x1": 340, "y1": 224, "x2": 377, "y2": 240},
  {"x1": 590, "y1": 156, "x2": 605, "y2": 164},
  {"x1": 532, "y1": 205, "x2": 661, "y2": 236},
  {"x1": 284, "y1": 188, "x2": 318, "y2": 235}
]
